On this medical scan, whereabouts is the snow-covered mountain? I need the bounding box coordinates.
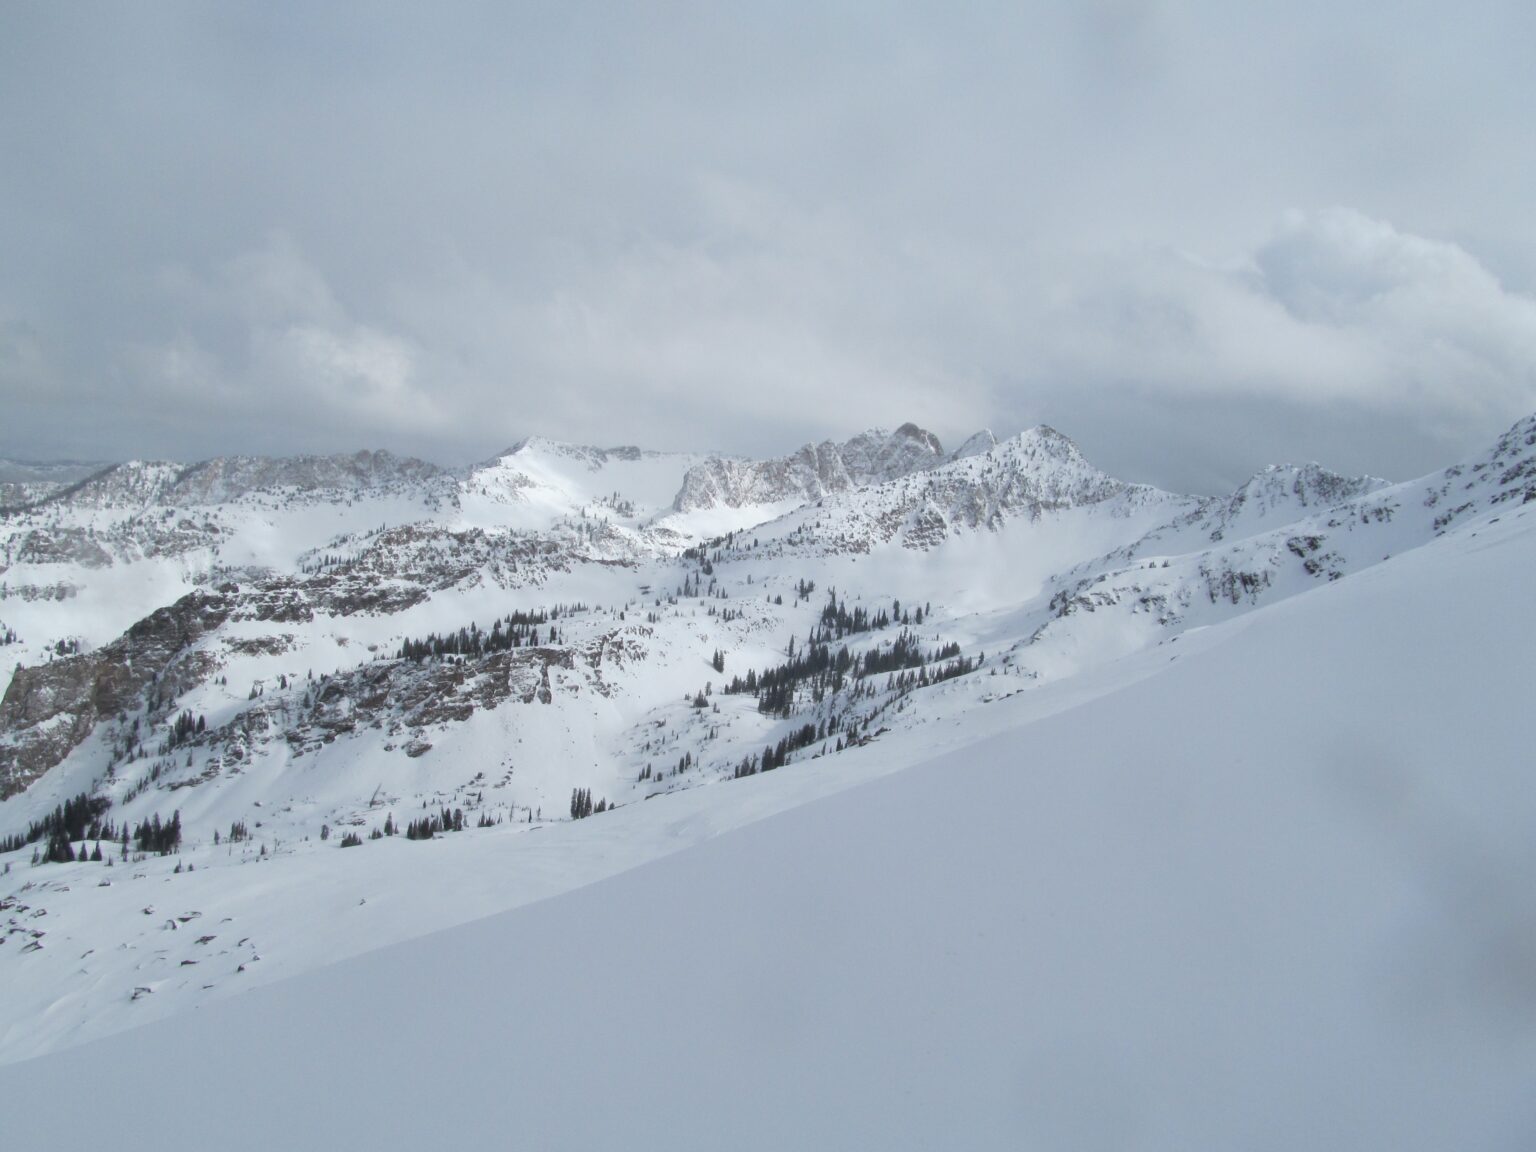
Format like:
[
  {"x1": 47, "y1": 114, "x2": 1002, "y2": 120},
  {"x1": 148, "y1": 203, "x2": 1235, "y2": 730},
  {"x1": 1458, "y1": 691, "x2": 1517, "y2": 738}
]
[
  {"x1": 670, "y1": 422, "x2": 951, "y2": 512},
  {"x1": 0, "y1": 459, "x2": 108, "y2": 511},
  {"x1": 1, "y1": 411, "x2": 1534, "y2": 1144}
]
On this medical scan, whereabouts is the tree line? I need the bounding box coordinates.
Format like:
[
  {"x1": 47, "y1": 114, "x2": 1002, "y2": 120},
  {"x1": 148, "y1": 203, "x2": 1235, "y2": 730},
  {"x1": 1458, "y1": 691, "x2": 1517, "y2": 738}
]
[{"x1": 396, "y1": 606, "x2": 585, "y2": 663}]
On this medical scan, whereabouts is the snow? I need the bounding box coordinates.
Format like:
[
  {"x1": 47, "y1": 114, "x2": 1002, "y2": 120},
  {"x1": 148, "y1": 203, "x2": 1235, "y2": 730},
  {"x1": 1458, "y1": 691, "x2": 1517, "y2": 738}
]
[
  {"x1": 1, "y1": 415, "x2": 1535, "y2": 1146},
  {"x1": 1, "y1": 492, "x2": 1533, "y2": 1148},
  {"x1": 457, "y1": 439, "x2": 703, "y2": 533}
]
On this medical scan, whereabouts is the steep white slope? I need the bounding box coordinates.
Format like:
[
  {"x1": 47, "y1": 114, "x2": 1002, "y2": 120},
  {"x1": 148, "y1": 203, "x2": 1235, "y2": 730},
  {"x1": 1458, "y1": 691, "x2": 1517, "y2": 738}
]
[
  {"x1": 1016, "y1": 412, "x2": 1536, "y2": 680},
  {"x1": 0, "y1": 497, "x2": 1532, "y2": 1149},
  {"x1": 1194, "y1": 461, "x2": 1390, "y2": 540},
  {"x1": 458, "y1": 438, "x2": 702, "y2": 533}
]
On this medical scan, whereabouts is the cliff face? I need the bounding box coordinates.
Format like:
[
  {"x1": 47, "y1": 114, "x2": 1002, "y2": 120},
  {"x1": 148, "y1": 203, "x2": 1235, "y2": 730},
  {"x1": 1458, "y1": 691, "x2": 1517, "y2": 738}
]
[
  {"x1": 0, "y1": 591, "x2": 233, "y2": 799},
  {"x1": 22, "y1": 451, "x2": 449, "y2": 512},
  {"x1": 671, "y1": 423, "x2": 950, "y2": 512}
]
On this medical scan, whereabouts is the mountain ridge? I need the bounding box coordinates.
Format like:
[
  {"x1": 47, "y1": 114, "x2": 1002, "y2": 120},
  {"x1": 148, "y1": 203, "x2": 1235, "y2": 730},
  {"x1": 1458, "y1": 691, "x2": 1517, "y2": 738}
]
[{"x1": 0, "y1": 410, "x2": 1531, "y2": 1068}]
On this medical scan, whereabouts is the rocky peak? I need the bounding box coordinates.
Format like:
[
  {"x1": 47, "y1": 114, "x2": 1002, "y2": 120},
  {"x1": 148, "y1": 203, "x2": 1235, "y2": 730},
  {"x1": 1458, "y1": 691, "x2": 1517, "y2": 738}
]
[
  {"x1": 171, "y1": 450, "x2": 447, "y2": 503},
  {"x1": 671, "y1": 422, "x2": 953, "y2": 512},
  {"x1": 838, "y1": 424, "x2": 946, "y2": 485},
  {"x1": 950, "y1": 430, "x2": 998, "y2": 461},
  {"x1": 30, "y1": 451, "x2": 448, "y2": 510},
  {"x1": 1210, "y1": 463, "x2": 1389, "y2": 534}
]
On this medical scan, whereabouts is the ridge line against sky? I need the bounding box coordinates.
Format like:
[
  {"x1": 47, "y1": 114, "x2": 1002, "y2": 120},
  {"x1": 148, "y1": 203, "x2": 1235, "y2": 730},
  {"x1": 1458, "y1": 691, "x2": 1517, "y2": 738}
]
[{"x1": 3, "y1": 2, "x2": 1536, "y2": 492}]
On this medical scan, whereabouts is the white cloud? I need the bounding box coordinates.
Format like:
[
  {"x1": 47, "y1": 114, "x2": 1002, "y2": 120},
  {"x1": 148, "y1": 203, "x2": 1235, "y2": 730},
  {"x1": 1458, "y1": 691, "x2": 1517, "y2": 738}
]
[
  {"x1": 6, "y1": 5, "x2": 1536, "y2": 482},
  {"x1": 1021, "y1": 208, "x2": 1536, "y2": 439},
  {"x1": 224, "y1": 231, "x2": 342, "y2": 328},
  {"x1": 132, "y1": 234, "x2": 445, "y2": 445}
]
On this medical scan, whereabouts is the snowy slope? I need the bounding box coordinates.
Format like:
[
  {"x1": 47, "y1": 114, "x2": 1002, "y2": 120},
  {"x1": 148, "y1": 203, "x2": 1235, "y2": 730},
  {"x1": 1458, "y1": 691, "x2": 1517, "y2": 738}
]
[
  {"x1": 0, "y1": 488, "x2": 1531, "y2": 1149},
  {"x1": 0, "y1": 459, "x2": 107, "y2": 510},
  {"x1": 1, "y1": 412, "x2": 1534, "y2": 1092},
  {"x1": 458, "y1": 438, "x2": 702, "y2": 533}
]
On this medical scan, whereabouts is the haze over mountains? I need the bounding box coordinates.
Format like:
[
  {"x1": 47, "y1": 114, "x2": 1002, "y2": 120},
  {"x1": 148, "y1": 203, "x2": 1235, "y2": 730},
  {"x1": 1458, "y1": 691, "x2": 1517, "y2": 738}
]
[{"x1": 1, "y1": 413, "x2": 1534, "y2": 1147}]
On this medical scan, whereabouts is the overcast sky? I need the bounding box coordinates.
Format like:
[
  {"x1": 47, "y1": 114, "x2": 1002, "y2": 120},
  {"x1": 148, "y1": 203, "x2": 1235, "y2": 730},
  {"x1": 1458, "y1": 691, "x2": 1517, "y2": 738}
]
[{"x1": 3, "y1": 2, "x2": 1536, "y2": 492}]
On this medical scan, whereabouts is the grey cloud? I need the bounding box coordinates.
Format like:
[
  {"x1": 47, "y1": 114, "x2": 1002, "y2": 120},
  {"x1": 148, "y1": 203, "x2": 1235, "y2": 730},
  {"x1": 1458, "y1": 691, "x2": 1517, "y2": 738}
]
[{"x1": 3, "y1": 3, "x2": 1536, "y2": 491}]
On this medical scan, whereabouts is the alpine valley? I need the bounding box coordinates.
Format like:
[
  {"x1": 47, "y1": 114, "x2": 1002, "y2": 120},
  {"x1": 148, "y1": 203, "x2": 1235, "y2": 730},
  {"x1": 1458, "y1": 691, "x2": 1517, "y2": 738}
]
[{"x1": 1, "y1": 416, "x2": 1534, "y2": 1149}]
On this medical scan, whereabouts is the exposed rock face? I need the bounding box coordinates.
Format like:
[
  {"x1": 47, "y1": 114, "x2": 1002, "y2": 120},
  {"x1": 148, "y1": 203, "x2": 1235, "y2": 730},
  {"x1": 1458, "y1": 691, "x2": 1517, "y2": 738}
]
[
  {"x1": 162, "y1": 643, "x2": 588, "y2": 774},
  {"x1": 30, "y1": 451, "x2": 448, "y2": 511},
  {"x1": 169, "y1": 451, "x2": 447, "y2": 504},
  {"x1": 3, "y1": 410, "x2": 1533, "y2": 819},
  {"x1": 797, "y1": 425, "x2": 1158, "y2": 552},
  {"x1": 837, "y1": 423, "x2": 945, "y2": 482},
  {"x1": 8, "y1": 528, "x2": 114, "y2": 569},
  {"x1": 0, "y1": 591, "x2": 233, "y2": 798},
  {"x1": 1198, "y1": 463, "x2": 1390, "y2": 540},
  {"x1": 672, "y1": 424, "x2": 950, "y2": 511}
]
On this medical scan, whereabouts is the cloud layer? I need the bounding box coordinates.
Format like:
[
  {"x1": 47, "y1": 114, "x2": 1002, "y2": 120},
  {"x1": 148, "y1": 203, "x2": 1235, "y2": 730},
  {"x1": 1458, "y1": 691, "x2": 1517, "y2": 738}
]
[{"x1": 3, "y1": 4, "x2": 1535, "y2": 491}]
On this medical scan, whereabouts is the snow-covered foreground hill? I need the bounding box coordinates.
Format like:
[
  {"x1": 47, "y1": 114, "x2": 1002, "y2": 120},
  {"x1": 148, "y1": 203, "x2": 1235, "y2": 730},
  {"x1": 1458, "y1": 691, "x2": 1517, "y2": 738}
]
[{"x1": 0, "y1": 465, "x2": 1534, "y2": 1148}]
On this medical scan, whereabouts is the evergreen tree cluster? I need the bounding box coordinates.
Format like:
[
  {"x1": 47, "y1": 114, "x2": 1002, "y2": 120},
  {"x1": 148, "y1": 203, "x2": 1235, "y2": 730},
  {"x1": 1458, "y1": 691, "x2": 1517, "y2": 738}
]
[
  {"x1": 132, "y1": 810, "x2": 182, "y2": 856},
  {"x1": 680, "y1": 544, "x2": 716, "y2": 574},
  {"x1": 396, "y1": 607, "x2": 583, "y2": 663},
  {"x1": 730, "y1": 640, "x2": 854, "y2": 718},
  {"x1": 569, "y1": 788, "x2": 608, "y2": 819},
  {"x1": 25, "y1": 805, "x2": 184, "y2": 865},
  {"x1": 40, "y1": 828, "x2": 94, "y2": 863},
  {"x1": 404, "y1": 807, "x2": 465, "y2": 840},
  {"x1": 857, "y1": 631, "x2": 955, "y2": 678},
  {"x1": 815, "y1": 590, "x2": 924, "y2": 641},
  {"x1": 676, "y1": 571, "x2": 720, "y2": 599},
  {"x1": 0, "y1": 624, "x2": 16, "y2": 646},
  {"x1": 732, "y1": 721, "x2": 831, "y2": 778},
  {"x1": 163, "y1": 709, "x2": 206, "y2": 750},
  {"x1": 818, "y1": 597, "x2": 889, "y2": 638},
  {"x1": 0, "y1": 791, "x2": 112, "y2": 855},
  {"x1": 722, "y1": 589, "x2": 973, "y2": 720}
]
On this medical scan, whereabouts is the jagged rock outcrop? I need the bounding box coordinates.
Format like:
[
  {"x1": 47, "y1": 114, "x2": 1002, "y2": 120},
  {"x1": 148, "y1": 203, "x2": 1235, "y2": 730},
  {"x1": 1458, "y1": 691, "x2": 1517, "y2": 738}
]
[
  {"x1": 29, "y1": 451, "x2": 447, "y2": 511},
  {"x1": 788, "y1": 425, "x2": 1165, "y2": 551},
  {"x1": 672, "y1": 423, "x2": 949, "y2": 511},
  {"x1": 0, "y1": 590, "x2": 233, "y2": 798},
  {"x1": 169, "y1": 450, "x2": 447, "y2": 504},
  {"x1": 1197, "y1": 463, "x2": 1390, "y2": 541}
]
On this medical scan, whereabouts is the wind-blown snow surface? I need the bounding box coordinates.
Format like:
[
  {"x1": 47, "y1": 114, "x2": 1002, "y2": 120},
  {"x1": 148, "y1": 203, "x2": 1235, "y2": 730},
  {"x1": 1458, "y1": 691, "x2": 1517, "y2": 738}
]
[{"x1": 1, "y1": 499, "x2": 1533, "y2": 1149}]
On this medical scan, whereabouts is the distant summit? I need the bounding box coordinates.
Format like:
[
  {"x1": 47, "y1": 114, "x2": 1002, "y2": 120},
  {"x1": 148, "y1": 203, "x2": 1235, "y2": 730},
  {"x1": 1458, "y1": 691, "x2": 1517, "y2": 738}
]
[{"x1": 671, "y1": 423, "x2": 954, "y2": 512}]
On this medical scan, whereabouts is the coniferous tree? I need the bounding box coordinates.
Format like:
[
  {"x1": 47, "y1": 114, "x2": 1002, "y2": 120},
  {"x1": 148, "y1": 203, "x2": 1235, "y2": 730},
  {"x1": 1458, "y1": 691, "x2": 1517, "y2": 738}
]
[{"x1": 45, "y1": 829, "x2": 74, "y2": 863}]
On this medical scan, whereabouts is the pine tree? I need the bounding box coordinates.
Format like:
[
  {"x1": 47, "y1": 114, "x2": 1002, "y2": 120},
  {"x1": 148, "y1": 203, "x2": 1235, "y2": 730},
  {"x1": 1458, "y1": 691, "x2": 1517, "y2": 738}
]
[{"x1": 45, "y1": 829, "x2": 74, "y2": 863}]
